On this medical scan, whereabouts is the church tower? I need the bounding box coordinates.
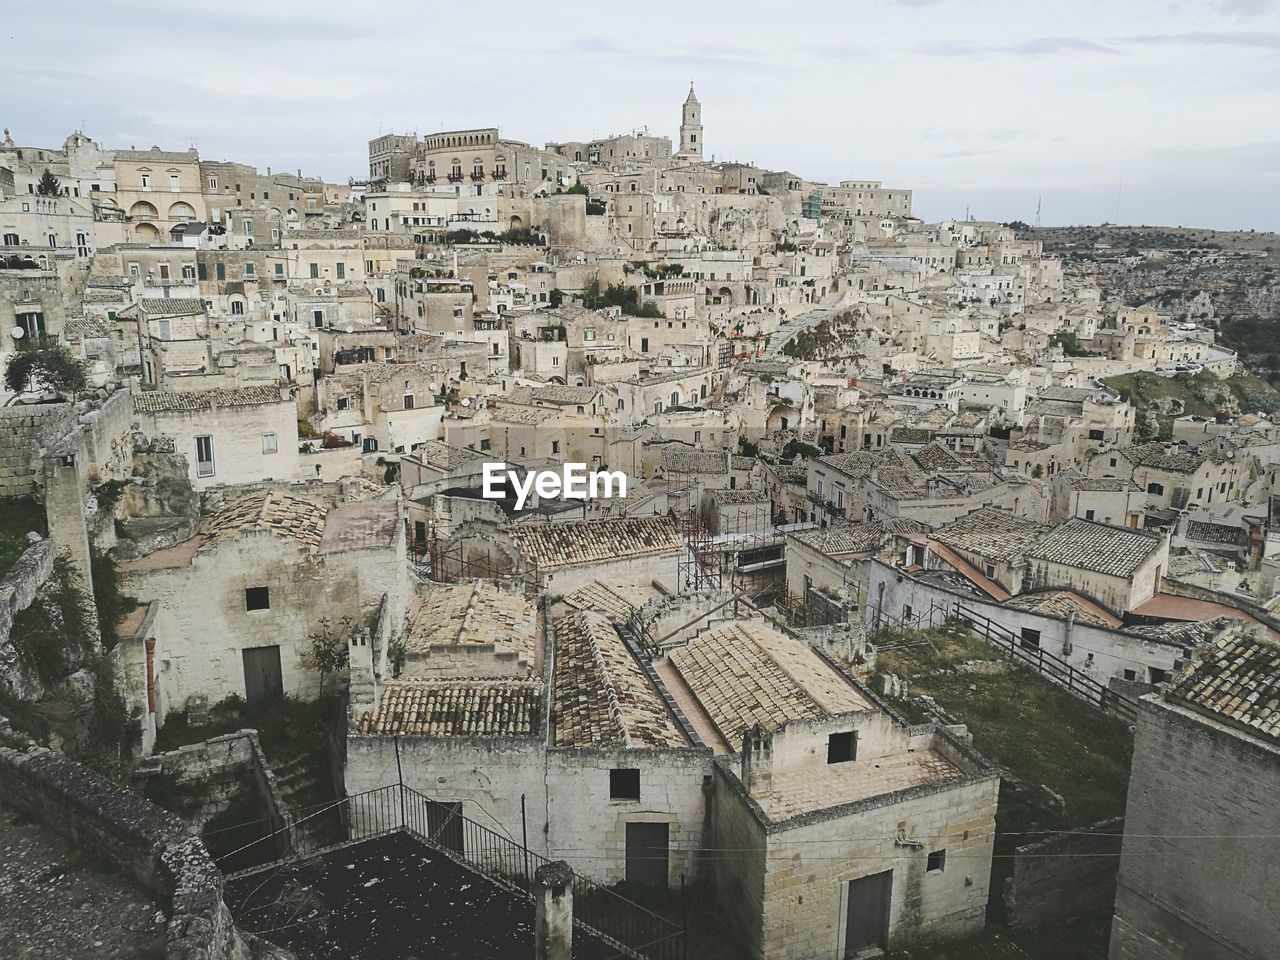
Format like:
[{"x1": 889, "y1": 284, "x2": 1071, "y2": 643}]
[{"x1": 679, "y1": 83, "x2": 703, "y2": 161}]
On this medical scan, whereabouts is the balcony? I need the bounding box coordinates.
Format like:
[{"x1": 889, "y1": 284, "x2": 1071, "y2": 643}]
[
  {"x1": 424, "y1": 173, "x2": 437, "y2": 184},
  {"x1": 447, "y1": 173, "x2": 464, "y2": 183},
  {"x1": 470, "y1": 171, "x2": 485, "y2": 182},
  {"x1": 491, "y1": 169, "x2": 506, "y2": 180}
]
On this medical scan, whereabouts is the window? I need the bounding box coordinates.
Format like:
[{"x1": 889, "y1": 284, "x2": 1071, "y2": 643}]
[
  {"x1": 1085, "y1": 509, "x2": 1095, "y2": 521},
  {"x1": 1147, "y1": 482, "x2": 1164, "y2": 495},
  {"x1": 141, "y1": 173, "x2": 151, "y2": 190},
  {"x1": 274, "y1": 263, "x2": 284, "y2": 277},
  {"x1": 336, "y1": 263, "x2": 345, "y2": 280},
  {"x1": 244, "y1": 586, "x2": 270, "y2": 611},
  {"x1": 169, "y1": 173, "x2": 180, "y2": 192},
  {"x1": 244, "y1": 262, "x2": 255, "y2": 277},
  {"x1": 156, "y1": 319, "x2": 170, "y2": 340},
  {"x1": 310, "y1": 262, "x2": 319, "y2": 279},
  {"x1": 215, "y1": 262, "x2": 226, "y2": 281},
  {"x1": 337, "y1": 396, "x2": 350, "y2": 411},
  {"x1": 262, "y1": 432, "x2": 277, "y2": 454},
  {"x1": 610, "y1": 768, "x2": 641, "y2": 800},
  {"x1": 1123, "y1": 668, "x2": 1137, "y2": 682},
  {"x1": 827, "y1": 731, "x2": 856, "y2": 764},
  {"x1": 1020, "y1": 627, "x2": 1042, "y2": 650},
  {"x1": 195, "y1": 435, "x2": 215, "y2": 477},
  {"x1": 231, "y1": 300, "x2": 244, "y2": 315},
  {"x1": 129, "y1": 262, "x2": 141, "y2": 279},
  {"x1": 926, "y1": 849, "x2": 947, "y2": 873},
  {"x1": 551, "y1": 440, "x2": 560, "y2": 455},
  {"x1": 1088, "y1": 429, "x2": 1104, "y2": 441},
  {"x1": 208, "y1": 175, "x2": 218, "y2": 190},
  {"x1": 182, "y1": 264, "x2": 196, "y2": 280}
]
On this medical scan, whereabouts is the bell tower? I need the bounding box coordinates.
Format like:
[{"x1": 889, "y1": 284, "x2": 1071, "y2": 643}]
[{"x1": 679, "y1": 83, "x2": 703, "y2": 161}]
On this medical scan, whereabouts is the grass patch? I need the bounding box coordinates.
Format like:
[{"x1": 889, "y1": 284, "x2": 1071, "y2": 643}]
[
  {"x1": 0, "y1": 495, "x2": 45, "y2": 579},
  {"x1": 875, "y1": 624, "x2": 1133, "y2": 833}
]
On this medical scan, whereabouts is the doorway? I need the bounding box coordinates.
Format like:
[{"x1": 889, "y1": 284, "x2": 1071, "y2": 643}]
[
  {"x1": 844, "y1": 870, "x2": 891, "y2": 955},
  {"x1": 242, "y1": 645, "x2": 283, "y2": 703},
  {"x1": 624, "y1": 822, "x2": 669, "y2": 886}
]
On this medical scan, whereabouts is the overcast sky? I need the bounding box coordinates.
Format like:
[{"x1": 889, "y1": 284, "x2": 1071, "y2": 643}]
[{"x1": 3, "y1": 0, "x2": 1278, "y2": 230}]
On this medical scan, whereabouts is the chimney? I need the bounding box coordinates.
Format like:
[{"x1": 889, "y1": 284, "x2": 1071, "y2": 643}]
[
  {"x1": 534, "y1": 861, "x2": 575, "y2": 960},
  {"x1": 348, "y1": 628, "x2": 378, "y2": 724},
  {"x1": 740, "y1": 724, "x2": 773, "y2": 798}
]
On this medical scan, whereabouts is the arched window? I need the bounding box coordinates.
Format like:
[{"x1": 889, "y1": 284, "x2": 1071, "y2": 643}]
[{"x1": 231, "y1": 300, "x2": 244, "y2": 315}]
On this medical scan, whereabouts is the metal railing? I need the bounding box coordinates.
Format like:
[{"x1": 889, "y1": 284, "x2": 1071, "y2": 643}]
[
  {"x1": 219, "y1": 783, "x2": 684, "y2": 960},
  {"x1": 953, "y1": 603, "x2": 1139, "y2": 724}
]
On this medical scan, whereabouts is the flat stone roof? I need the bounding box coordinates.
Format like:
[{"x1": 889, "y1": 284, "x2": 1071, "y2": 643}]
[{"x1": 754, "y1": 749, "x2": 963, "y2": 821}]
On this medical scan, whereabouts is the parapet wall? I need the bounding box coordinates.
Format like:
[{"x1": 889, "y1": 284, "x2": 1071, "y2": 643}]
[{"x1": 0, "y1": 745, "x2": 290, "y2": 960}]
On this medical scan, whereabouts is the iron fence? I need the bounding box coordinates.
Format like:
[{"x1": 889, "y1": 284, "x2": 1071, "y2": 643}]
[{"x1": 217, "y1": 783, "x2": 684, "y2": 960}]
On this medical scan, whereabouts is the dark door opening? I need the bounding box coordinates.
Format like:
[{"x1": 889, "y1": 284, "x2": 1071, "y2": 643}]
[
  {"x1": 845, "y1": 869, "x2": 892, "y2": 955},
  {"x1": 242, "y1": 645, "x2": 283, "y2": 703},
  {"x1": 424, "y1": 800, "x2": 464, "y2": 855},
  {"x1": 625, "y1": 822, "x2": 669, "y2": 887}
]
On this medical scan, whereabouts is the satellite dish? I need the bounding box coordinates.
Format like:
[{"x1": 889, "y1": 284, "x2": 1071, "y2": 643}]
[
  {"x1": 461, "y1": 398, "x2": 472, "y2": 407},
  {"x1": 428, "y1": 382, "x2": 439, "y2": 392},
  {"x1": 345, "y1": 325, "x2": 354, "y2": 333},
  {"x1": 11, "y1": 327, "x2": 25, "y2": 339}
]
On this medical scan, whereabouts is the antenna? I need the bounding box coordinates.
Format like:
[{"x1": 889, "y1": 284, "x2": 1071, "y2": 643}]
[{"x1": 1035, "y1": 195, "x2": 1042, "y2": 229}]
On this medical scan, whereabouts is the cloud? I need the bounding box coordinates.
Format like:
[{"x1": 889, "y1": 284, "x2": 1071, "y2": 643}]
[
  {"x1": 919, "y1": 37, "x2": 1120, "y2": 57},
  {"x1": 1117, "y1": 31, "x2": 1280, "y2": 49}
]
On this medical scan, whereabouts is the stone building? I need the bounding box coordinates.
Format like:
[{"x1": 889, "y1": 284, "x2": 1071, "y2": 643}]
[
  {"x1": 1111, "y1": 628, "x2": 1280, "y2": 960},
  {"x1": 120, "y1": 491, "x2": 406, "y2": 719}
]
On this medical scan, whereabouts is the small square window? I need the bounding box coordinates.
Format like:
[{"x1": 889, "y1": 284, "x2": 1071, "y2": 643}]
[
  {"x1": 262, "y1": 432, "x2": 277, "y2": 454},
  {"x1": 827, "y1": 731, "x2": 856, "y2": 764},
  {"x1": 610, "y1": 768, "x2": 640, "y2": 800},
  {"x1": 245, "y1": 586, "x2": 270, "y2": 611},
  {"x1": 927, "y1": 849, "x2": 946, "y2": 873}
]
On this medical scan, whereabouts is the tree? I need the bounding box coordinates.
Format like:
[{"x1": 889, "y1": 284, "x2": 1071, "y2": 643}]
[
  {"x1": 36, "y1": 168, "x2": 61, "y2": 197},
  {"x1": 299, "y1": 617, "x2": 352, "y2": 694},
  {"x1": 4, "y1": 337, "x2": 89, "y2": 397}
]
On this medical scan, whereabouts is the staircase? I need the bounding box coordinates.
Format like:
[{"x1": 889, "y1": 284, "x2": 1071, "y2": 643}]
[
  {"x1": 269, "y1": 755, "x2": 343, "y2": 854},
  {"x1": 763, "y1": 293, "x2": 847, "y2": 358}
]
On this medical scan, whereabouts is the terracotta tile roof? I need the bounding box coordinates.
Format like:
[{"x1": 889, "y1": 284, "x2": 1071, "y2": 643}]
[
  {"x1": 138, "y1": 298, "x2": 205, "y2": 316},
  {"x1": 1027, "y1": 517, "x2": 1162, "y2": 578},
  {"x1": 1120, "y1": 442, "x2": 1207, "y2": 474},
  {"x1": 417, "y1": 440, "x2": 488, "y2": 472},
  {"x1": 201, "y1": 492, "x2": 326, "y2": 552},
  {"x1": 1185, "y1": 520, "x2": 1246, "y2": 546},
  {"x1": 1166, "y1": 630, "x2": 1280, "y2": 743},
  {"x1": 709, "y1": 488, "x2": 767, "y2": 505},
  {"x1": 403, "y1": 582, "x2": 537, "y2": 666},
  {"x1": 661, "y1": 448, "x2": 728, "y2": 474},
  {"x1": 562, "y1": 581, "x2": 646, "y2": 622},
  {"x1": 1004, "y1": 590, "x2": 1121, "y2": 628},
  {"x1": 357, "y1": 679, "x2": 542, "y2": 736},
  {"x1": 552, "y1": 611, "x2": 686, "y2": 748},
  {"x1": 530, "y1": 385, "x2": 600, "y2": 405},
  {"x1": 132, "y1": 385, "x2": 285, "y2": 413},
  {"x1": 512, "y1": 516, "x2": 681, "y2": 571},
  {"x1": 933, "y1": 508, "x2": 1051, "y2": 562},
  {"x1": 791, "y1": 519, "x2": 927, "y2": 556},
  {"x1": 670, "y1": 620, "x2": 871, "y2": 744}
]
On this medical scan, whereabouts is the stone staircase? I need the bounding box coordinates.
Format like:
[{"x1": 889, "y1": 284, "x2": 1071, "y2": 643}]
[
  {"x1": 269, "y1": 754, "x2": 342, "y2": 854},
  {"x1": 763, "y1": 293, "x2": 848, "y2": 359}
]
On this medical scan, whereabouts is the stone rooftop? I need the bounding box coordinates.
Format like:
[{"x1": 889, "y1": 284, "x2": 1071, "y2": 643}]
[
  {"x1": 138, "y1": 297, "x2": 205, "y2": 315},
  {"x1": 1120, "y1": 442, "x2": 1208, "y2": 474},
  {"x1": 668, "y1": 620, "x2": 872, "y2": 747},
  {"x1": 357, "y1": 679, "x2": 542, "y2": 737},
  {"x1": 552, "y1": 611, "x2": 687, "y2": 749},
  {"x1": 511, "y1": 515, "x2": 681, "y2": 571},
  {"x1": 317, "y1": 499, "x2": 399, "y2": 554},
  {"x1": 660, "y1": 447, "x2": 728, "y2": 474},
  {"x1": 1026, "y1": 517, "x2": 1162, "y2": 578},
  {"x1": 201, "y1": 491, "x2": 328, "y2": 552},
  {"x1": 403, "y1": 581, "x2": 537, "y2": 666},
  {"x1": 754, "y1": 748, "x2": 963, "y2": 821},
  {"x1": 133, "y1": 384, "x2": 285, "y2": 413},
  {"x1": 1166, "y1": 630, "x2": 1280, "y2": 743},
  {"x1": 561, "y1": 580, "x2": 652, "y2": 622},
  {"x1": 791, "y1": 519, "x2": 928, "y2": 556},
  {"x1": 933, "y1": 507, "x2": 1052, "y2": 562}
]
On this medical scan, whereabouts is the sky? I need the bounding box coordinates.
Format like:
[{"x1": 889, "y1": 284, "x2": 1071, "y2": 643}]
[{"x1": 3, "y1": 0, "x2": 1278, "y2": 230}]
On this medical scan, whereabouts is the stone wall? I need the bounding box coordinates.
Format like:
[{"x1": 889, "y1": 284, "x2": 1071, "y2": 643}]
[
  {"x1": 1110, "y1": 696, "x2": 1280, "y2": 960},
  {"x1": 0, "y1": 402, "x2": 76, "y2": 497},
  {"x1": 1003, "y1": 817, "x2": 1123, "y2": 927},
  {"x1": 0, "y1": 745, "x2": 291, "y2": 960},
  {"x1": 133, "y1": 729, "x2": 290, "y2": 835},
  {"x1": 0, "y1": 537, "x2": 55, "y2": 699}
]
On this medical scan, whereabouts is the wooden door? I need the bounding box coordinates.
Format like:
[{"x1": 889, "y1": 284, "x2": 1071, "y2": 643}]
[
  {"x1": 844, "y1": 870, "x2": 892, "y2": 955},
  {"x1": 624, "y1": 822, "x2": 670, "y2": 887},
  {"x1": 242, "y1": 645, "x2": 283, "y2": 703}
]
